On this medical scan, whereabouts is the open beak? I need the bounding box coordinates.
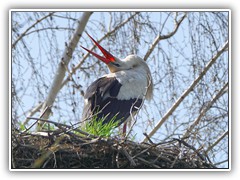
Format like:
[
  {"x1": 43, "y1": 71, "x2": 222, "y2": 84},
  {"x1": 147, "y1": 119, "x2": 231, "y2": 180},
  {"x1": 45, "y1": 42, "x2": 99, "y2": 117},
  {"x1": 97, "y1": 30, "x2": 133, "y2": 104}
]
[{"x1": 81, "y1": 32, "x2": 115, "y2": 64}]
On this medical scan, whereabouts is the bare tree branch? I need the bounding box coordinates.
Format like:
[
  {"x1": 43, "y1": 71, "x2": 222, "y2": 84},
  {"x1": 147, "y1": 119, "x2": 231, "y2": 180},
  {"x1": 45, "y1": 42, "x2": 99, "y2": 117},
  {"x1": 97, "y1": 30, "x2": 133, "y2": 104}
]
[
  {"x1": 12, "y1": 12, "x2": 55, "y2": 49},
  {"x1": 38, "y1": 12, "x2": 93, "y2": 130},
  {"x1": 213, "y1": 159, "x2": 228, "y2": 166},
  {"x1": 142, "y1": 40, "x2": 229, "y2": 142},
  {"x1": 182, "y1": 82, "x2": 228, "y2": 138},
  {"x1": 205, "y1": 130, "x2": 228, "y2": 154},
  {"x1": 22, "y1": 102, "x2": 43, "y2": 126},
  {"x1": 143, "y1": 13, "x2": 187, "y2": 61}
]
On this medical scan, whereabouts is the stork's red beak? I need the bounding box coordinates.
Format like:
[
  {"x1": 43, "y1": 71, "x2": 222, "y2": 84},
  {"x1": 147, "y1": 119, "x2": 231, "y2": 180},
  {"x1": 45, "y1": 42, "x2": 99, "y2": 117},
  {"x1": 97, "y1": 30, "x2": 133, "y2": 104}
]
[{"x1": 81, "y1": 32, "x2": 115, "y2": 64}]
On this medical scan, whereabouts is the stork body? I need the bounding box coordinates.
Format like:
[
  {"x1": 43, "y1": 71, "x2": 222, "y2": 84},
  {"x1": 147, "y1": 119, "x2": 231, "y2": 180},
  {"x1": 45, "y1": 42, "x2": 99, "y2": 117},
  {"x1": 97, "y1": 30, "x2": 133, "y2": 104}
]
[{"x1": 81, "y1": 33, "x2": 153, "y2": 132}]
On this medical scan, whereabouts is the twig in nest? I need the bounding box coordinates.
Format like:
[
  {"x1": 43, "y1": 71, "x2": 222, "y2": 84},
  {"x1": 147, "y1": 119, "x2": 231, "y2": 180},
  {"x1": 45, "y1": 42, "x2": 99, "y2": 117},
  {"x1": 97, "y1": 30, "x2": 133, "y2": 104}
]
[
  {"x1": 173, "y1": 138, "x2": 205, "y2": 161},
  {"x1": 31, "y1": 134, "x2": 66, "y2": 168},
  {"x1": 119, "y1": 146, "x2": 136, "y2": 167},
  {"x1": 170, "y1": 156, "x2": 179, "y2": 168},
  {"x1": 24, "y1": 117, "x2": 97, "y2": 138},
  {"x1": 12, "y1": 123, "x2": 218, "y2": 168},
  {"x1": 143, "y1": 133, "x2": 155, "y2": 144},
  {"x1": 136, "y1": 157, "x2": 160, "y2": 168}
]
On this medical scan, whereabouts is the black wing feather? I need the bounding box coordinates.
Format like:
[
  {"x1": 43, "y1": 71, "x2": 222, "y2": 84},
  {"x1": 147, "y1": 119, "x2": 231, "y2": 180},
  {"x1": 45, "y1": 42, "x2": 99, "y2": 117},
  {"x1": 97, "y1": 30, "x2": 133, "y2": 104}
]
[{"x1": 82, "y1": 77, "x2": 142, "y2": 126}]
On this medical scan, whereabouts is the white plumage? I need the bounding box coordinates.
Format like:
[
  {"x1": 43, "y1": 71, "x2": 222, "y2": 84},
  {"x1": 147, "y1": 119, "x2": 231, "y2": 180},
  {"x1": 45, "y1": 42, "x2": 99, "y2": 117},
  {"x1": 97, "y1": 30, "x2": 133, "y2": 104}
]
[{"x1": 103, "y1": 55, "x2": 152, "y2": 100}]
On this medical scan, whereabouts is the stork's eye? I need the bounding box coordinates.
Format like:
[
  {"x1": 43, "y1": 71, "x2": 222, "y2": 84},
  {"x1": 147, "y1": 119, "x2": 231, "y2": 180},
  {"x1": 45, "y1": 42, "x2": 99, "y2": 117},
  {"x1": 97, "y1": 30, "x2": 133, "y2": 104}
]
[{"x1": 112, "y1": 62, "x2": 120, "y2": 67}]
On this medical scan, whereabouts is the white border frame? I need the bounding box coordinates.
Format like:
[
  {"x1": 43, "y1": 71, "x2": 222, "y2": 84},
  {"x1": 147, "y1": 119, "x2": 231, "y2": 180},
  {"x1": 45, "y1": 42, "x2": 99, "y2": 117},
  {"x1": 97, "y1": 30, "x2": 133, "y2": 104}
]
[{"x1": 9, "y1": 9, "x2": 231, "y2": 171}]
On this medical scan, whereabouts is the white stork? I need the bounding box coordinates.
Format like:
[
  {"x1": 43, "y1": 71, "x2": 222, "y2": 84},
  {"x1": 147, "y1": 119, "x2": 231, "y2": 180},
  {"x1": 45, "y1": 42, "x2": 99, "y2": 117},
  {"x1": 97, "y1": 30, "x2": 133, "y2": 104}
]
[{"x1": 81, "y1": 33, "x2": 153, "y2": 134}]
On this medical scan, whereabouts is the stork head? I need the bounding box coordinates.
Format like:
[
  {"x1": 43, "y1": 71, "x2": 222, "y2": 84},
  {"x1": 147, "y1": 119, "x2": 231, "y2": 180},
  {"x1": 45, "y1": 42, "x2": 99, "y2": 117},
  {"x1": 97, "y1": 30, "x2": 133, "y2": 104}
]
[{"x1": 81, "y1": 33, "x2": 147, "y2": 73}]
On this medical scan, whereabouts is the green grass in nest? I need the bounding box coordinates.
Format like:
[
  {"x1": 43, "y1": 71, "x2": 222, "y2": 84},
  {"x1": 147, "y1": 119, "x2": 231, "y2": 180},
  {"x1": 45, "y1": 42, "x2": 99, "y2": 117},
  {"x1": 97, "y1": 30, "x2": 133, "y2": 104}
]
[{"x1": 82, "y1": 114, "x2": 122, "y2": 137}]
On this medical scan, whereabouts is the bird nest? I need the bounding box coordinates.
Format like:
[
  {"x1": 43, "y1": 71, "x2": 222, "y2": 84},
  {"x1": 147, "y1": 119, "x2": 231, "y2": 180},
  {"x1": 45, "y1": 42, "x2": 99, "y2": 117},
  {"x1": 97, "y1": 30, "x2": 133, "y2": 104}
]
[{"x1": 11, "y1": 125, "x2": 216, "y2": 169}]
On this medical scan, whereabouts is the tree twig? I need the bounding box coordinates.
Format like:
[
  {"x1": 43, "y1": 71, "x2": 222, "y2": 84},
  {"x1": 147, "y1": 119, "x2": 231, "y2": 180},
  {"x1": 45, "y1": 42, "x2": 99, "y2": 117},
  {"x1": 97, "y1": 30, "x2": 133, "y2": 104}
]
[
  {"x1": 24, "y1": 105, "x2": 51, "y2": 133},
  {"x1": 12, "y1": 12, "x2": 55, "y2": 49},
  {"x1": 182, "y1": 82, "x2": 228, "y2": 138},
  {"x1": 205, "y1": 131, "x2": 228, "y2": 153},
  {"x1": 144, "y1": 13, "x2": 187, "y2": 61},
  {"x1": 22, "y1": 102, "x2": 43, "y2": 126},
  {"x1": 142, "y1": 40, "x2": 228, "y2": 142}
]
